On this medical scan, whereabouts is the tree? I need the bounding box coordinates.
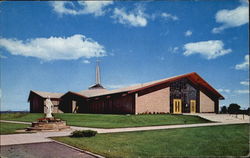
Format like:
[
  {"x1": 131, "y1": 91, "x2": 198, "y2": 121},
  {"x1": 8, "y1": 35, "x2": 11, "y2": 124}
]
[
  {"x1": 220, "y1": 106, "x2": 228, "y2": 114},
  {"x1": 228, "y1": 103, "x2": 240, "y2": 114}
]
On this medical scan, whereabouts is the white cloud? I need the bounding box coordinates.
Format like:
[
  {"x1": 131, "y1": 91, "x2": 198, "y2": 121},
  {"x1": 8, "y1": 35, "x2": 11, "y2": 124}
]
[
  {"x1": 169, "y1": 46, "x2": 179, "y2": 53},
  {"x1": 234, "y1": 89, "x2": 249, "y2": 94},
  {"x1": 185, "y1": 30, "x2": 192, "y2": 37},
  {"x1": 161, "y1": 12, "x2": 178, "y2": 21},
  {"x1": 240, "y1": 80, "x2": 249, "y2": 86},
  {"x1": 0, "y1": 34, "x2": 106, "y2": 61},
  {"x1": 112, "y1": 7, "x2": 147, "y2": 27},
  {"x1": 212, "y1": 5, "x2": 249, "y2": 33},
  {"x1": 82, "y1": 60, "x2": 91, "y2": 64},
  {"x1": 50, "y1": 1, "x2": 113, "y2": 16},
  {"x1": 235, "y1": 55, "x2": 249, "y2": 70},
  {"x1": 183, "y1": 40, "x2": 232, "y2": 59},
  {"x1": 218, "y1": 89, "x2": 231, "y2": 93},
  {"x1": 173, "y1": 47, "x2": 179, "y2": 52}
]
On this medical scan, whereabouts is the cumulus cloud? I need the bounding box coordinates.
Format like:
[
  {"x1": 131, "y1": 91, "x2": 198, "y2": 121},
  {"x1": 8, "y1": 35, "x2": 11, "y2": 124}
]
[
  {"x1": 234, "y1": 89, "x2": 249, "y2": 94},
  {"x1": 235, "y1": 55, "x2": 249, "y2": 70},
  {"x1": 50, "y1": 1, "x2": 113, "y2": 16},
  {"x1": 0, "y1": 34, "x2": 106, "y2": 61},
  {"x1": 218, "y1": 87, "x2": 250, "y2": 95},
  {"x1": 218, "y1": 89, "x2": 231, "y2": 93},
  {"x1": 185, "y1": 30, "x2": 192, "y2": 37},
  {"x1": 112, "y1": 6, "x2": 147, "y2": 27},
  {"x1": 212, "y1": 5, "x2": 249, "y2": 33},
  {"x1": 82, "y1": 60, "x2": 91, "y2": 64},
  {"x1": 183, "y1": 40, "x2": 231, "y2": 59},
  {"x1": 161, "y1": 12, "x2": 178, "y2": 21},
  {"x1": 169, "y1": 46, "x2": 179, "y2": 53},
  {"x1": 240, "y1": 80, "x2": 249, "y2": 86}
]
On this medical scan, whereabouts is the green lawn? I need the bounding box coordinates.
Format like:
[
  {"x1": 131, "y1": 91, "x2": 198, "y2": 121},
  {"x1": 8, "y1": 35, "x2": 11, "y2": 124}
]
[
  {"x1": 53, "y1": 124, "x2": 249, "y2": 157},
  {"x1": 0, "y1": 113, "x2": 211, "y2": 128},
  {"x1": 0, "y1": 122, "x2": 29, "y2": 135},
  {"x1": 54, "y1": 113, "x2": 211, "y2": 128},
  {"x1": 0, "y1": 113, "x2": 43, "y2": 122}
]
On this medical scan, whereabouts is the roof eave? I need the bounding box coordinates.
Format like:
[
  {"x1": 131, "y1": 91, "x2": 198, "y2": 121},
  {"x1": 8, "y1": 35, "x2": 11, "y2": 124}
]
[
  {"x1": 128, "y1": 72, "x2": 195, "y2": 94},
  {"x1": 128, "y1": 72, "x2": 224, "y2": 99},
  {"x1": 60, "y1": 91, "x2": 88, "y2": 99},
  {"x1": 190, "y1": 72, "x2": 224, "y2": 99}
]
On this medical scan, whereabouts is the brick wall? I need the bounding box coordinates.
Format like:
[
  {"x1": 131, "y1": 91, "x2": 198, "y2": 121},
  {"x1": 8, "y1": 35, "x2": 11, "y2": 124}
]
[
  {"x1": 135, "y1": 87, "x2": 170, "y2": 114},
  {"x1": 200, "y1": 91, "x2": 215, "y2": 113}
]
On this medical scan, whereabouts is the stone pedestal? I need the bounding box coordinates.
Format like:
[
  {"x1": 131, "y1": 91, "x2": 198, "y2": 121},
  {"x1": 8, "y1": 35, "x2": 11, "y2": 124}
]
[{"x1": 27, "y1": 118, "x2": 70, "y2": 132}]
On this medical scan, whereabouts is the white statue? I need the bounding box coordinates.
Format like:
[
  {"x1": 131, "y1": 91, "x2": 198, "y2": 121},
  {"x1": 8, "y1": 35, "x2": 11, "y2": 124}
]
[{"x1": 45, "y1": 96, "x2": 53, "y2": 118}]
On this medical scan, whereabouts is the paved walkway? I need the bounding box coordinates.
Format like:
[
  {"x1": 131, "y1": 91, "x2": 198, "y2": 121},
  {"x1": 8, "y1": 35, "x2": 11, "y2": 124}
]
[
  {"x1": 0, "y1": 120, "x2": 248, "y2": 146},
  {"x1": 0, "y1": 120, "x2": 31, "y2": 125},
  {"x1": 0, "y1": 142, "x2": 97, "y2": 158},
  {"x1": 184, "y1": 113, "x2": 249, "y2": 123}
]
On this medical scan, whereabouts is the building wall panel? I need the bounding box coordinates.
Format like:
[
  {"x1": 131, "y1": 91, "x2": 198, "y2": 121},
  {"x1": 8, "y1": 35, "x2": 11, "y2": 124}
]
[
  {"x1": 87, "y1": 94, "x2": 134, "y2": 114},
  {"x1": 135, "y1": 87, "x2": 170, "y2": 114},
  {"x1": 200, "y1": 91, "x2": 215, "y2": 112},
  {"x1": 30, "y1": 95, "x2": 44, "y2": 113}
]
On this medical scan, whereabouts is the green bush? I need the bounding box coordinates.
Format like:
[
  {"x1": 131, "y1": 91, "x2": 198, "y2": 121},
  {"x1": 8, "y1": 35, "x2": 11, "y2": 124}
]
[{"x1": 71, "y1": 130, "x2": 97, "y2": 137}]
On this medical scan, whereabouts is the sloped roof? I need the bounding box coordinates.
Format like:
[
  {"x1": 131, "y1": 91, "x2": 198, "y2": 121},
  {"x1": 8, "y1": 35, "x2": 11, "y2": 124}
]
[
  {"x1": 70, "y1": 82, "x2": 161, "y2": 98},
  {"x1": 68, "y1": 72, "x2": 224, "y2": 99},
  {"x1": 128, "y1": 72, "x2": 224, "y2": 99},
  {"x1": 78, "y1": 89, "x2": 110, "y2": 97},
  {"x1": 30, "y1": 72, "x2": 224, "y2": 100},
  {"x1": 30, "y1": 90, "x2": 64, "y2": 99},
  {"x1": 88, "y1": 83, "x2": 105, "y2": 90}
]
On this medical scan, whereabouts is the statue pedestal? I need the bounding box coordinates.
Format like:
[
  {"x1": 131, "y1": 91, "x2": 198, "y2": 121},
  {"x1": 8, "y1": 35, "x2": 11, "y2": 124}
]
[{"x1": 27, "y1": 117, "x2": 70, "y2": 132}]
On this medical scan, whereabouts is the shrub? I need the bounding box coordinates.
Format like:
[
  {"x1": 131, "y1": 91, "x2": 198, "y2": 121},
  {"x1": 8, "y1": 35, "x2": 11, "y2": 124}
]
[
  {"x1": 71, "y1": 130, "x2": 84, "y2": 137},
  {"x1": 220, "y1": 106, "x2": 228, "y2": 114},
  {"x1": 71, "y1": 130, "x2": 97, "y2": 137},
  {"x1": 228, "y1": 103, "x2": 240, "y2": 114},
  {"x1": 82, "y1": 130, "x2": 97, "y2": 137}
]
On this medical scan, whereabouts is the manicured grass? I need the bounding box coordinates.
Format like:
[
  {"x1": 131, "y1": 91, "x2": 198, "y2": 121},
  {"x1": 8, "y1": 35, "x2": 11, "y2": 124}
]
[
  {"x1": 0, "y1": 113, "x2": 211, "y2": 128},
  {"x1": 53, "y1": 124, "x2": 249, "y2": 157},
  {"x1": 0, "y1": 113, "x2": 43, "y2": 122},
  {"x1": 0, "y1": 122, "x2": 29, "y2": 135},
  {"x1": 54, "y1": 113, "x2": 211, "y2": 128}
]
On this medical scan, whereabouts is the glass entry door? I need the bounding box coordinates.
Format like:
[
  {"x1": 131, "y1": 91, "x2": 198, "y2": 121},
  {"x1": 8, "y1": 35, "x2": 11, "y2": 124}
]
[
  {"x1": 173, "y1": 99, "x2": 182, "y2": 114},
  {"x1": 190, "y1": 100, "x2": 196, "y2": 113}
]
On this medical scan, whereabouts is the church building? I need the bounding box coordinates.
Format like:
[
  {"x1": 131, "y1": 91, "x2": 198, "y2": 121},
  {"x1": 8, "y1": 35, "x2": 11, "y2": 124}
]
[{"x1": 28, "y1": 62, "x2": 224, "y2": 114}]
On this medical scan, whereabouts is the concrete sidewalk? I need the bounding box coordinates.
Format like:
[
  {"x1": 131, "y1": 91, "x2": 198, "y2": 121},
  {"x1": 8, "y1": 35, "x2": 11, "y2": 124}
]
[
  {"x1": 184, "y1": 113, "x2": 249, "y2": 123},
  {"x1": 0, "y1": 120, "x2": 31, "y2": 125},
  {"x1": 1, "y1": 120, "x2": 248, "y2": 146}
]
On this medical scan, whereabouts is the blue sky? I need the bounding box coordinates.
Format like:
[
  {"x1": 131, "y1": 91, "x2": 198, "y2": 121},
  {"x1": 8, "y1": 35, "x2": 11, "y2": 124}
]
[{"x1": 0, "y1": 0, "x2": 249, "y2": 111}]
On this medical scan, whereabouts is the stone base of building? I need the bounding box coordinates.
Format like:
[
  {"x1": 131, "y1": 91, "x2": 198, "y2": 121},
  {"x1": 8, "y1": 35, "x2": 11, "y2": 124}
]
[{"x1": 26, "y1": 118, "x2": 70, "y2": 132}]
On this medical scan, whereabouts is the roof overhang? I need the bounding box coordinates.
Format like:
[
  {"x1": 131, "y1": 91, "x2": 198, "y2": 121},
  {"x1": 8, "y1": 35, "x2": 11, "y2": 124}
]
[
  {"x1": 60, "y1": 91, "x2": 88, "y2": 99},
  {"x1": 128, "y1": 72, "x2": 224, "y2": 100}
]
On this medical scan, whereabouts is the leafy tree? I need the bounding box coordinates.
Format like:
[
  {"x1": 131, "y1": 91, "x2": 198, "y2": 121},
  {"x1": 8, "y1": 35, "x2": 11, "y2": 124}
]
[
  {"x1": 220, "y1": 106, "x2": 228, "y2": 114},
  {"x1": 228, "y1": 103, "x2": 240, "y2": 114}
]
